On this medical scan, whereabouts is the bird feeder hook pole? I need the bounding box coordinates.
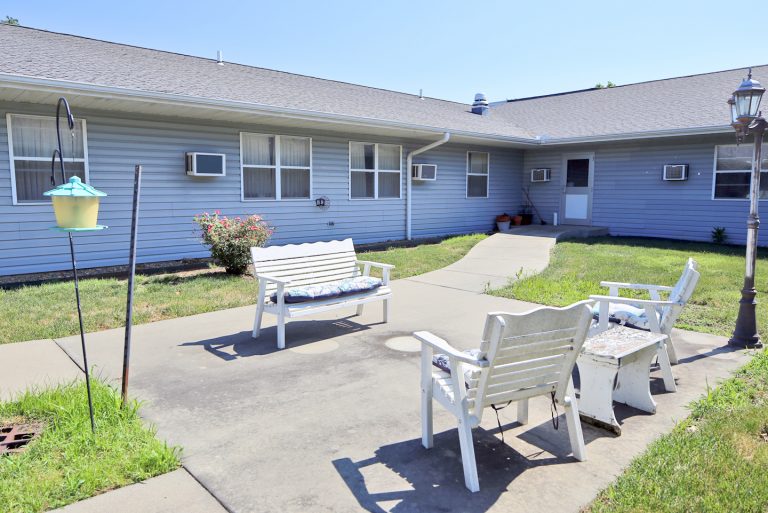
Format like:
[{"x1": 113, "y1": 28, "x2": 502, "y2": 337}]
[{"x1": 51, "y1": 97, "x2": 96, "y2": 434}]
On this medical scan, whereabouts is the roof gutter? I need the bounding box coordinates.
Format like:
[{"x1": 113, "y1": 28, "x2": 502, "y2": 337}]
[
  {"x1": 0, "y1": 73, "x2": 535, "y2": 145},
  {"x1": 406, "y1": 133, "x2": 450, "y2": 240},
  {"x1": 534, "y1": 125, "x2": 731, "y2": 145}
]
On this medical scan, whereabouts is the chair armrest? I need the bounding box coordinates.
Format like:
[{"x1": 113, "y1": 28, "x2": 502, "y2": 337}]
[
  {"x1": 356, "y1": 260, "x2": 395, "y2": 270},
  {"x1": 413, "y1": 331, "x2": 488, "y2": 367},
  {"x1": 255, "y1": 273, "x2": 292, "y2": 286},
  {"x1": 599, "y1": 281, "x2": 674, "y2": 292},
  {"x1": 589, "y1": 295, "x2": 681, "y2": 307}
]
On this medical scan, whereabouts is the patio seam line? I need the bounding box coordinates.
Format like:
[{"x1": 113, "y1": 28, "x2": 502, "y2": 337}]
[
  {"x1": 180, "y1": 465, "x2": 236, "y2": 513},
  {"x1": 417, "y1": 268, "x2": 511, "y2": 279},
  {"x1": 399, "y1": 278, "x2": 486, "y2": 294},
  {"x1": 52, "y1": 338, "x2": 86, "y2": 373}
]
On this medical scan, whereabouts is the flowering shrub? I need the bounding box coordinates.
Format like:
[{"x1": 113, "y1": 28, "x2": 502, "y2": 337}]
[{"x1": 193, "y1": 211, "x2": 273, "y2": 275}]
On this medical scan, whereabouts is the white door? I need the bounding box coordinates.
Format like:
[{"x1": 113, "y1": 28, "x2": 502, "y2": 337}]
[{"x1": 561, "y1": 154, "x2": 594, "y2": 225}]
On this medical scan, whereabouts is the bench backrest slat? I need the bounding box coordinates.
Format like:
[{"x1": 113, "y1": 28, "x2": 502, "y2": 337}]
[{"x1": 251, "y1": 239, "x2": 360, "y2": 294}]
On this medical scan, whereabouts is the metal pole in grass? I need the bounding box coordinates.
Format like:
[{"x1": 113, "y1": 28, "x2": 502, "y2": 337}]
[
  {"x1": 45, "y1": 98, "x2": 108, "y2": 434},
  {"x1": 121, "y1": 165, "x2": 142, "y2": 407}
]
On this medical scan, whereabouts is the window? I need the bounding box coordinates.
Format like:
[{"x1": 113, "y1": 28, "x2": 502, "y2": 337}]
[
  {"x1": 241, "y1": 133, "x2": 311, "y2": 200},
  {"x1": 7, "y1": 114, "x2": 88, "y2": 204},
  {"x1": 713, "y1": 145, "x2": 768, "y2": 200},
  {"x1": 466, "y1": 151, "x2": 489, "y2": 198},
  {"x1": 349, "y1": 142, "x2": 402, "y2": 199}
]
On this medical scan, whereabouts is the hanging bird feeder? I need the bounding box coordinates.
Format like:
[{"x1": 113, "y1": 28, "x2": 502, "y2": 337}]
[{"x1": 44, "y1": 176, "x2": 107, "y2": 230}]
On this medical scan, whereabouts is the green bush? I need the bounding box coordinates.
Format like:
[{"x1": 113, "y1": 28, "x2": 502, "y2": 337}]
[{"x1": 193, "y1": 211, "x2": 273, "y2": 275}]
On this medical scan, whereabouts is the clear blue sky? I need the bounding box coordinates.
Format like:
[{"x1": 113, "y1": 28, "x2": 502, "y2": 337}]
[{"x1": 5, "y1": 0, "x2": 767, "y2": 103}]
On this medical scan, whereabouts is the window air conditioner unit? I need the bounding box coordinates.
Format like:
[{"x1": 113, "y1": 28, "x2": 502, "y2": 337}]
[
  {"x1": 663, "y1": 164, "x2": 688, "y2": 181},
  {"x1": 186, "y1": 152, "x2": 226, "y2": 176},
  {"x1": 530, "y1": 168, "x2": 551, "y2": 182},
  {"x1": 412, "y1": 163, "x2": 437, "y2": 181}
]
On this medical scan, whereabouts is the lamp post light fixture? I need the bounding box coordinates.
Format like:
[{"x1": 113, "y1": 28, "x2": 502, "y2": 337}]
[{"x1": 728, "y1": 69, "x2": 766, "y2": 348}]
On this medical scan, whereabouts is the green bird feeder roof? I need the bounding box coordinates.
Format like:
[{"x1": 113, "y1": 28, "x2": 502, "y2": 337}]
[{"x1": 44, "y1": 176, "x2": 107, "y2": 197}]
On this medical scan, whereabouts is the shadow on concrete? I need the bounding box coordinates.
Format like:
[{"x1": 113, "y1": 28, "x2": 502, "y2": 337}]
[
  {"x1": 334, "y1": 423, "x2": 584, "y2": 513},
  {"x1": 178, "y1": 316, "x2": 378, "y2": 360},
  {"x1": 675, "y1": 344, "x2": 739, "y2": 365}
]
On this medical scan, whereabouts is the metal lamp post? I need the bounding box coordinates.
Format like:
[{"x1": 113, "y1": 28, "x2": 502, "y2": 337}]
[{"x1": 728, "y1": 69, "x2": 766, "y2": 348}]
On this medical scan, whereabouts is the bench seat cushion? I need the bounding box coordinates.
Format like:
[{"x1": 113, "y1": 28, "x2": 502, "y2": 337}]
[
  {"x1": 270, "y1": 276, "x2": 383, "y2": 304},
  {"x1": 591, "y1": 302, "x2": 649, "y2": 330}
]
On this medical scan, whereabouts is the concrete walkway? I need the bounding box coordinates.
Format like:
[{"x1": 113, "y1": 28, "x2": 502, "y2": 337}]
[{"x1": 0, "y1": 229, "x2": 752, "y2": 513}]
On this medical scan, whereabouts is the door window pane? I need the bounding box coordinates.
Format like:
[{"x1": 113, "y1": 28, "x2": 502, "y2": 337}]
[
  {"x1": 243, "y1": 167, "x2": 276, "y2": 199},
  {"x1": 351, "y1": 171, "x2": 375, "y2": 198},
  {"x1": 566, "y1": 159, "x2": 590, "y2": 187},
  {"x1": 378, "y1": 172, "x2": 400, "y2": 198}
]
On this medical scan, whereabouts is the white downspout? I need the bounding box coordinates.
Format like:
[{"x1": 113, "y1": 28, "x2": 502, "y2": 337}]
[{"x1": 406, "y1": 132, "x2": 450, "y2": 240}]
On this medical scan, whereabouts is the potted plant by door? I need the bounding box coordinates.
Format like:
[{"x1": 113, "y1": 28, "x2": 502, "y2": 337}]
[
  {"x1": 496, "y1": 213, "x2": 512, "y2": 231},
  {"x1": 512, "y1": 214, "x2": 523, "y2": 225}
]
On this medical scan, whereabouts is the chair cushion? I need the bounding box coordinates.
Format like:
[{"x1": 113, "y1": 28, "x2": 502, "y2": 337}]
[
  {"x1": 591, "y1": 302, "x2": 650, "y2": 330},
  {"x1": 270, "y1": 276, "x2": 383, "y2": 304},
  {"x1": 432, "y1": 349, "x2": 483, "y2": 387}
]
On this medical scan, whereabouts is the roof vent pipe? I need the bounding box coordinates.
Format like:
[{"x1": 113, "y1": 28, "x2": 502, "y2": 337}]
[
  {"x1": 216, "y1": 51, "x2": 224, "y2": 66},
  {"x1": 471, "y1": 93, "x2": 489, "y2": 115}
]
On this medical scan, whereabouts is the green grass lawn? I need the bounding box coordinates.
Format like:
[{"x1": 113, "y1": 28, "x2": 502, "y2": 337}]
[
  {"x1": 0, "y1": 234, "x2": 487, "y2": 344},
  {"x1": 588, "y1": 348, "x2": 768, "y2": 512},
  {"x1": 0, "y1": 381, "x2": 179, "y2": 513},
  {"x1": 491, "y1": 236, "x2": 768, "y2": 338}
]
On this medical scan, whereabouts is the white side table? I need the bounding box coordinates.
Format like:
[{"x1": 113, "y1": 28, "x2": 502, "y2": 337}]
[{"x1": 576, "y1": 325, "x2": 677, "y2": 434}]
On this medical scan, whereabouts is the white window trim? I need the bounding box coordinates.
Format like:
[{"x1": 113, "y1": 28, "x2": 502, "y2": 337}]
[
  {"x1": 711, "y1": 144, "x2": 768, "y2": 201},
  {"x1": 466, "y1": 150, "x2": 490, "y2": 199},
  {"x1": 240, "y1": 132, "x2": 313, "y2": 201},
  {"x1": 7, "y1": 113, "x2": 90, "y2": 206},
  {"x1": 348, "y1": 141, "x2": 403, "y2": 200}
]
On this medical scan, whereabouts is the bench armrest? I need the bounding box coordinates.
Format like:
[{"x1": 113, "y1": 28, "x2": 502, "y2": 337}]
[
  {"x1": 413, "y1": 331, "x2": 488, "y2": 367},
  {"x1": 356, "y1": 260, "x2": 395, "y2": 270},
  {"x1": 356, "y1": 260, "x2": 394, "y2": 285},
  {"x1": 255, "y1": 273, "x2": 292, "y2": 286},
  {"x1": 599, "y1": 281, "x2": 674, "y2": 292},
  {"x1": 589, "y1": 295, "x2": 681, "y2": 307}
]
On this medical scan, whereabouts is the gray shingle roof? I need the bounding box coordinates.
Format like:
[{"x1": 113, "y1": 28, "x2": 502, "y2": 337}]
[
  {"x1": 0, "y1": 25, "x2": 533, "y2": 139},
  {"x1": 491, "y1": 66, "x2": 766, "y2": 140},
  {"x1": 0, "y1": 24, "x2": 757, "y2": 142}
]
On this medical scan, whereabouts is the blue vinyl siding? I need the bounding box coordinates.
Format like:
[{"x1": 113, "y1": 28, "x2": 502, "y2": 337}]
[
  {"x1": 0, "y1": 102, "x2": 523, "y2": 276},
  {"x1": 522, "y1": 134, "x2": 767, "y2": 245}
]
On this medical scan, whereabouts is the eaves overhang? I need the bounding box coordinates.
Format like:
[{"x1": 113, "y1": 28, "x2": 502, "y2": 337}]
[{"x1": 0, "y1": 73, "x2": 538, "y2": 147}]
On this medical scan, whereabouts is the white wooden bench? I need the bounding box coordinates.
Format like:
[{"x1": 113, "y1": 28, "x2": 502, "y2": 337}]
[{"x1": 251, "y1": 239, "x2": 393, "y2": 349}]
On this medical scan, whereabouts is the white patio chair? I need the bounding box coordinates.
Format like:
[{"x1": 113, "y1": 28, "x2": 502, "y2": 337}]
[
  {"x1": 414, "y1": 300, "x2": 593, "y2": 492},
  {"x1": 590, "y1": 258, "x2": 700, "y2": 365}
]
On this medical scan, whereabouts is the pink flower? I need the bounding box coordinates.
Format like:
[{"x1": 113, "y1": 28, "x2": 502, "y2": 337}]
[{"x1": 215, "y1": 210, "x2": 221, "y2": 215}]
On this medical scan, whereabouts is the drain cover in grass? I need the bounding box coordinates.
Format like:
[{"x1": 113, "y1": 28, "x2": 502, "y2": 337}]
[{"x1": 0, "y1": 422, "x2": 44, "y2": 455}]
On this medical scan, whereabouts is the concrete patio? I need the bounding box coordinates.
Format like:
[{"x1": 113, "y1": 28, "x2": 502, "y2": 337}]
[{"x1": 0, "y1": 231, "x2": 753, "y2": 513}]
